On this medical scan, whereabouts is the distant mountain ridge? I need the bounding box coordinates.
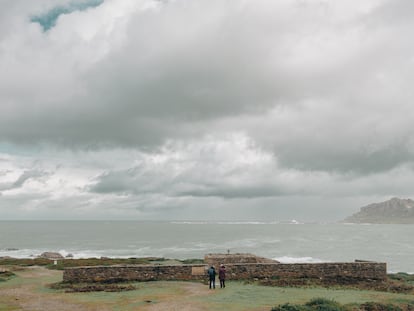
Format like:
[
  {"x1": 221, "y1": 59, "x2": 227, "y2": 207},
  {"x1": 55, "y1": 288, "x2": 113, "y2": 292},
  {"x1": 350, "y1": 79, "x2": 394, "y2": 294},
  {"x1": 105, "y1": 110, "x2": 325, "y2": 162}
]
[{"x1": 343, "y1": 197, "x2": 414, "y2": 224}]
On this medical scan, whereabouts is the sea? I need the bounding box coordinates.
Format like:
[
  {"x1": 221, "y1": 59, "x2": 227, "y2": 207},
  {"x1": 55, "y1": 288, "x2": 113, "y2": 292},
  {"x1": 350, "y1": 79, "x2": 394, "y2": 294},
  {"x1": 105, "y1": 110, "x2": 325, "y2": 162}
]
[{"x1": 0, "y1": 221, "x2": 412, "y2": 274}]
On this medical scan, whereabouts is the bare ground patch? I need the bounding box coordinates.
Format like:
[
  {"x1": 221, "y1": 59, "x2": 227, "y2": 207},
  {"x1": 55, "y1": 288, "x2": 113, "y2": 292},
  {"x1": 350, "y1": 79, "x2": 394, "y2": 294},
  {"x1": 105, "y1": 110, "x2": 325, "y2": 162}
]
[{"x1": 0, "y1": 266, "x2": 110, "y2": 311}]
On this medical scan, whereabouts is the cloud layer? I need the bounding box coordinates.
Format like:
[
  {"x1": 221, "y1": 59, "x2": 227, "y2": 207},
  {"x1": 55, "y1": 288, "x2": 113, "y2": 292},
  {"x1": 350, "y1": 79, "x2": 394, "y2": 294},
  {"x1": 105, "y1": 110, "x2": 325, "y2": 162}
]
[{"x1": 1, "y1": 0, "x2": 414, "y2": 220}]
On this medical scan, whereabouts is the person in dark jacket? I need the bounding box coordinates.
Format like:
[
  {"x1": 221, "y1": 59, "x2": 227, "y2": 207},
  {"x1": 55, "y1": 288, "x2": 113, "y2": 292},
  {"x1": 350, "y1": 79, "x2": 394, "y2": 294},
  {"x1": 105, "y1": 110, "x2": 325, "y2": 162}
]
[
  {"x1": 207, "y1": 266, "x2": 216, "y2": 289},
  {"x1": 219, "y1": 264, "x2": 226, "y2": 288}
]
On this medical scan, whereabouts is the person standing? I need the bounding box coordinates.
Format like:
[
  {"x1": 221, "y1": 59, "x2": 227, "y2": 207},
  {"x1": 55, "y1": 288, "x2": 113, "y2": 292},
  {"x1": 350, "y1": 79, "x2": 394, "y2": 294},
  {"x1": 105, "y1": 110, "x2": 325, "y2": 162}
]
[
  {"x1": 219, "y1": 264, "x2": 226, "y2": 288},
  {"x1": 207, "y1": 266, "x2": 216, "y2": 289}
]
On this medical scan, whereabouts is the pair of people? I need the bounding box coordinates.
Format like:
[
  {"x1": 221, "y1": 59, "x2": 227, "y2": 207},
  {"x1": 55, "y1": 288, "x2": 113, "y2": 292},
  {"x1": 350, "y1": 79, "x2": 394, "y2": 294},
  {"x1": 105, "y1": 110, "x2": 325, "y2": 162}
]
[{"x1": 207, "y1": 264, "x2": 226, "y2": 289}]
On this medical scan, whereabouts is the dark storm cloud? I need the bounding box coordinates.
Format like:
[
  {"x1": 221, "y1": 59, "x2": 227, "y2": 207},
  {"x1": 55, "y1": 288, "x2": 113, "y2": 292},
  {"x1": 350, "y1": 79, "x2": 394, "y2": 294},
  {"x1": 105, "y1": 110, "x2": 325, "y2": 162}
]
[
  {"x1": 175, "y1": 185, "x2": 286, "y2": 199},
  {"x1": 0, "y1": 169, "x2": 48, "y2": 192},
  {"x1": 0, "y1": 0, "x2": 305, "y2": 147},
  {"x1": 12, "y1": 170, "x2": 47, "y2": 188},
  {"x1": 89, "y1": 169, "x2": 287, "y2": 199},
  {"x1": 89, "y1": 169, "x2": 148, "y2": 195},
  {"x1": 2, "y1": 0, "x2": 414, "y2": 220},
  {"x1": 2, "y1": 0, "x2": 413, "y2": 172}
]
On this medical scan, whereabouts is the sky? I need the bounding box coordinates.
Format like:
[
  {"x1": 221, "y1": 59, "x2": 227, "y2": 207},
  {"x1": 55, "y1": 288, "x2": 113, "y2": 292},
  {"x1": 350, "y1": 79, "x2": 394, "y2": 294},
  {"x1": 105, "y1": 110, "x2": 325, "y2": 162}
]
[{"x1": 1, "y1": 0, "x2": 414, "y2": 221}]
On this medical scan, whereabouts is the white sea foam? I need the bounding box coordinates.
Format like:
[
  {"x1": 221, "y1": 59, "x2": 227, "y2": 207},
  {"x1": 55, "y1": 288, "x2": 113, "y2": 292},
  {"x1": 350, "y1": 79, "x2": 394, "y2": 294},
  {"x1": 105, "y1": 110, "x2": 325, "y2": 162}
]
[
  {"x1": 171, "y1": 221, "x2": 289, "y2": 225},
  {"x1": 170, "y1": 221, "x2": 210, "y2": 225},
  {"x1": 274, "y1": 256, "x2": 327, "y2": 264},
  {"x1": 0, "y1": 248, "x2": 38, "y2": 258},
  {"x1": 170, "y1": 221, "x2": 269, "y2": 225}
]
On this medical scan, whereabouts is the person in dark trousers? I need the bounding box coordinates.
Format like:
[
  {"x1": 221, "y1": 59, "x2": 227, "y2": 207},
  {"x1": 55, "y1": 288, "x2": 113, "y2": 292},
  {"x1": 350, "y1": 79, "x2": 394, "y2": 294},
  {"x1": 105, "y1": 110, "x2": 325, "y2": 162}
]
[
  {"x1": 207, "y1": 266, "x2": 216, "y2": 289},
  {"x1": 219, "y1": 264, "x2": 226, "y2": 288}
]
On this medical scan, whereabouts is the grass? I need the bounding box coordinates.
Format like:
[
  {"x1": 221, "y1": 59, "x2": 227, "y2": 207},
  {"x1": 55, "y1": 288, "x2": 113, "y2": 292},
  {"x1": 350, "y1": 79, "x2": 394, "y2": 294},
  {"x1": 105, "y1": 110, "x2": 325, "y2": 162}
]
[
  {"x1": 180, "y1": 258, "x2": 205, "y2": 264},
  {"x1": 59, "y1": 281, "x2": 188, "y2": 310},
  {"x1": 1, "y1": 269, "x2": 414, "y2": 311},
  {"x1": 271, "y1": 298, "x2": 414, "y2": 311},
  {"x1": 0, "y1": 258, "x2": 51, "y2": 266},
  {"x1": 194, "y1": 281, "x2": 414, "y2": 311},
  {"x1": 0, "y1": 257, "x2": 204, "y2": 270},
  {"x1": 0, "y1": 303, "x2": 19, "y2": 311},
  {"x1": 1, "y1": 262, "x2": 413, "y2": 311},
  {"x1": 389, "y1": 273, "x2": 414, "y2": 285},
  {"x1": 0, "y1": 257, "x2": 170, "y2": 270}
]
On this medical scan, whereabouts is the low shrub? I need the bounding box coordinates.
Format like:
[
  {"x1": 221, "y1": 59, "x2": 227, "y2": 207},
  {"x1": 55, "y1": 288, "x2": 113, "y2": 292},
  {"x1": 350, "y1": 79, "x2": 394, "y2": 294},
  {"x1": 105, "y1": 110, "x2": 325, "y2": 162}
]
[
  {"x1": 0, "y1": 270, "x2": 16, "y2": 282},
  {"x1": 180, "y1": 259, "x2": 204, "y2": 264},
  {"x1": 305, "y1": 298, "x2": 346, "y2": 311},
  {"x1": 49, "y1": 282, "x2": 136, "y2": 293},
  {"x1": 271, "y1": 299, "x2": 413, "y2": 311},
  {"x1": 271, "y1": 303, "x2": 310, "y2": 311},
  {"x1": 388, "y1": 273, "x2": 414, "y2": 285},
  {"x1": 272, "y1": 298, "x2": 346, "y2": 311},
  {"x1": 359, "y1": 302, "x2": 403, "y2": 311}
]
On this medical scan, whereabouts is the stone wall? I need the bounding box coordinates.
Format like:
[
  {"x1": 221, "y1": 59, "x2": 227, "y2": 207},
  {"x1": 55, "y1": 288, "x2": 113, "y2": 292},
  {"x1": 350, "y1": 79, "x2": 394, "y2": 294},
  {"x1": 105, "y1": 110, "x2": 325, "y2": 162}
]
[
  {"x1": 63, "y1": 264, "x2": 208, "y2": 283},
  {"x1": 225, "y1": 262, "x2": 386, "y2": 282},
  {"x1": 63, "y1": 262, "x2": 387, "y2": 284}
]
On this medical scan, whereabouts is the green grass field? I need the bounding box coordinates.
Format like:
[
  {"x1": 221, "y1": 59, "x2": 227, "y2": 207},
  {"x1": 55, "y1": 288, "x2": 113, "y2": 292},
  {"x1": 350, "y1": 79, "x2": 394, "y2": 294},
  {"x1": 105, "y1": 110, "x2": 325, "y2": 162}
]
[
  {"x1": 45, "y1": 280, "x2": 414, "y2": 311},
  {"x1": 1, "y1": 266, "x2": 413, "y2": 311}
]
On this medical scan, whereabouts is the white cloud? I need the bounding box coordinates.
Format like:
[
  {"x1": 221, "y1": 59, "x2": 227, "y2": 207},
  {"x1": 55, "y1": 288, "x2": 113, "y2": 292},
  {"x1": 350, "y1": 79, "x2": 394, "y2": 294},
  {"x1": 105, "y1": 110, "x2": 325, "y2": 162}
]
[{"x1": 1, "y1": 0, "x2": 414, "y2": 220}]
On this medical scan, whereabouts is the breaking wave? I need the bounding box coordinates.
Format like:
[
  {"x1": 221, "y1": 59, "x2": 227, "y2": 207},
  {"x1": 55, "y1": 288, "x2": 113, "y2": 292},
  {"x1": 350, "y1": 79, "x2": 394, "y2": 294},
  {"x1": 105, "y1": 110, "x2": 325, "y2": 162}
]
[{"x1": 274, "y1": 256, "x2": 327, "y2": 263}]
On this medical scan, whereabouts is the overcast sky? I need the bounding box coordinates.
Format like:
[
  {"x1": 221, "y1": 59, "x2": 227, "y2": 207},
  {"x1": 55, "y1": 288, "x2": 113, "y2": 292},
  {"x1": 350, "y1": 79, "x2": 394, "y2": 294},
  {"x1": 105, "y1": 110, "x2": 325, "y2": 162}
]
[{"x1": 1, "y1": 0, "x2": 414, "y2": 221}]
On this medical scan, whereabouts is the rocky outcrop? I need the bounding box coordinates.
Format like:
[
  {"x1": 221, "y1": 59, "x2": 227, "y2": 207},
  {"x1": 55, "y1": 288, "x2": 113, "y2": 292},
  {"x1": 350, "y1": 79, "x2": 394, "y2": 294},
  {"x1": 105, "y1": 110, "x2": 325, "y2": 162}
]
[
  {"x1": 344, "y1": 198, "x2": 414, "y2": 224},
  {"x1": 39, "y1": 252, "x2": 64, "y2": 260}
]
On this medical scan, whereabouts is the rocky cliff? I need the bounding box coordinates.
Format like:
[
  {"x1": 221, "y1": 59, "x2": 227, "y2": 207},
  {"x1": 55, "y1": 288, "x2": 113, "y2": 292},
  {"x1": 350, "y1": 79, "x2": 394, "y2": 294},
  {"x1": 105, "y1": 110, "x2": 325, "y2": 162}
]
[{"x1": 344, "y1": 197, "x2": 414, "y2": 224}]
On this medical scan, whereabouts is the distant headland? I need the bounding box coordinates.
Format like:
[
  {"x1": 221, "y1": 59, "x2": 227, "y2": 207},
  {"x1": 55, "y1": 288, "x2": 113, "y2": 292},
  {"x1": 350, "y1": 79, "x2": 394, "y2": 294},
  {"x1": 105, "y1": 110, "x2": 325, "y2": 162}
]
[{"x1": 343, "y1": 197, "x2": 414, "y2": 224}]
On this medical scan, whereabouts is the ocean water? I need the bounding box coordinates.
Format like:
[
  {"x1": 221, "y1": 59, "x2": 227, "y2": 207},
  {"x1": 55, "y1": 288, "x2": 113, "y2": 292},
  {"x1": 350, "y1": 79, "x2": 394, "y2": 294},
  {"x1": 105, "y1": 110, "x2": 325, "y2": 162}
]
[{"x1": 0, "y1": 221, "x2": 412, "y2": 273}]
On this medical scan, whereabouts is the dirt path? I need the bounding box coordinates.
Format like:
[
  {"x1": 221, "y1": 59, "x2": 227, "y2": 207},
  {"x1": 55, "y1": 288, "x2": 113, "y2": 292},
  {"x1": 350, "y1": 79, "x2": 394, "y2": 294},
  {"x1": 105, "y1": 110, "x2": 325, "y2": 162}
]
[{"x1": 0, "y1": 266, "x2": 109, "y2": 311}]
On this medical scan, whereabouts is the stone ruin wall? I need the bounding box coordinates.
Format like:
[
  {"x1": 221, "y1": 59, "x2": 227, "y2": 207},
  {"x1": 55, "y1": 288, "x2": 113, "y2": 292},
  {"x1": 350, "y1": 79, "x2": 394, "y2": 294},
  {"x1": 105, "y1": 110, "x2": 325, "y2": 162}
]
[
  {"x1": 63, "y1": 261, "x2": 387, "y2": 284},
  {"x1": 63, "y1": 264, "x2": 206, "y2": 283}
]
